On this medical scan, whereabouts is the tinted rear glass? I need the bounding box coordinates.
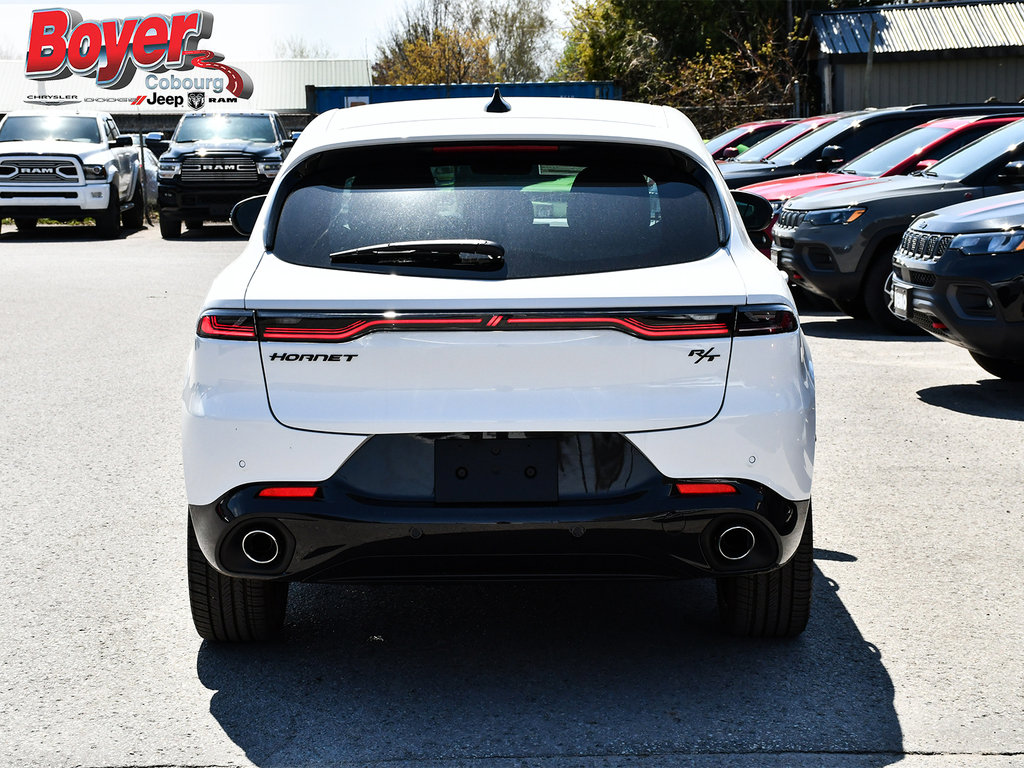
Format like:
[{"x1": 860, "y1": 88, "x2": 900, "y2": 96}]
[{"x1": 272, "y1": 142, "x2": 722, "y2": 279}]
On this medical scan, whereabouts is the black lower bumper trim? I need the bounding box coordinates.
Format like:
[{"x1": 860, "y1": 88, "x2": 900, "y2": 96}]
[{"x1": 189, "y1": 487, "x2": 809, "y2": 583}]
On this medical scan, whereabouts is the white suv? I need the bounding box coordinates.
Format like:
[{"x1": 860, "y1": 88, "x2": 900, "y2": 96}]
[{"x1": 183, "y1": 92, "x2": 816, "y2": 642}]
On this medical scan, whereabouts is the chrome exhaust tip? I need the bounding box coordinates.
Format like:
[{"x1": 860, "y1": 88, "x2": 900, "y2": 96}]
[
  {"x1": 717, "y1": 525, "x2": 756, "y2": 561},
  {"x1": 241, "y1": 529, "x2": 280, "y2": 565}
]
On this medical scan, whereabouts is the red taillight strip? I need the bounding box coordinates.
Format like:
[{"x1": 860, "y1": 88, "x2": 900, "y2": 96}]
[
  {"x1": 504, "y1": 317, "x2": 731, "y2": 338},
  {"x1": 198, "y1": 313, "x2": 257, "y2": 339},
  {"x1": 257, "y1": 486, "x2": 320, "y2": 498},
  {"x1": 262, "y1": 317, "x2": 485, "y2": 341},
  {"x1": 673, "y1": 482, "x2": 738, "y2": 495},
  {"x1": 257, "y1": 312, "x2": 734, "y2": 343}
]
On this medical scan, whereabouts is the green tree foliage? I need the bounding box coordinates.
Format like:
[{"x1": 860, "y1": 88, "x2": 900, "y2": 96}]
[
  {"x1": 556, "y1": 0, "x2": 829, "y2": 135},
  {"x1": 374, "y1": 0, "x2": 554, "y2": 84}
]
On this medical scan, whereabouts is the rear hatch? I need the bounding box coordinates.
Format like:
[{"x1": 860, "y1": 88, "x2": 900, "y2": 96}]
[{"x1": 244, "y1": 139, "x2": 751, "y2": 434}]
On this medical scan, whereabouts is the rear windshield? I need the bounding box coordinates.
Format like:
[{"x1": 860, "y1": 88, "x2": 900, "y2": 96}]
[
  {"x1": 731, "y1": 119, "x2": 829, "y2": 163},
  {"x1": 0, "y1": 115, "x2": 100, "y2": 143},
  {"x1": 272, "y1": 142, "x2": 722, "y2": 279},
  {"x1": 173, "y1": 114, "x2": 276, "y2": 143}
]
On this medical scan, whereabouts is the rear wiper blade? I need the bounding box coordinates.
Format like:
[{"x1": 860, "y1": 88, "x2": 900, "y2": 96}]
[{"x1": 330, "y1": 240, "x2": 505, "y2": 270}]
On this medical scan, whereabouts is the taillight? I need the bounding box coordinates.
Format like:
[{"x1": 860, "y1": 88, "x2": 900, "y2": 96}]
[
  {"x1": 673, "y1": 482, "x2": 738, "y2": 495},
  {"x1": 735, "y1": 309, "x2": 797, "y2": 336},
  {"x1": 197, "y1": 312, "x2": 256, "y2": 340},
  {"x1": 256, "y1": 486, "x2": 320, "y2": 498},
  {"x1": 257, "y1": 311, "x2": 734, "y2": 343}
]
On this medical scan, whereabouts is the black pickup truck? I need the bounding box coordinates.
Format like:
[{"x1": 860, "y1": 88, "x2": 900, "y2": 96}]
[{"x1": 156, "y1": 111, "x2": 293, "y2": 238}]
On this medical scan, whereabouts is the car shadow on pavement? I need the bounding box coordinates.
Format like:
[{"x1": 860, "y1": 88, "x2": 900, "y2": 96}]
[
  {"x1": 800, "y1": 313, "x2": 934, "y2": 343},
  {"x1": 196, "y1": 566, "x2": 902, "y2": 766},
  {"x1": 918, "y1": 379, "x2": 1024, "y2": 421}
]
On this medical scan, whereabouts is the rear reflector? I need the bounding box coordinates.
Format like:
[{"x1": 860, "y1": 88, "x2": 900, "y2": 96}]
[
  {"x1": 673, "y1": 482, "x2": 738, "y2": 495},
  {"x1": 257, "y1": 486, "x2": 320, "y2": 498},
  {"x1": 198, "y1": 313, "x2": 256, "y2": 340}
]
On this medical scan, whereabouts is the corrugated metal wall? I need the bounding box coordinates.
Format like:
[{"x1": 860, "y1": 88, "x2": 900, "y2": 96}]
[{"x1": 836, "y1": 57, "x2": 1024, "y2": 110}]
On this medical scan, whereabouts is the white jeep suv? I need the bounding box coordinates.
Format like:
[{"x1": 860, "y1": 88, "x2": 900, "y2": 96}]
[
  {"x1": 0, "y1": 110, "x2": 144, "y2": 237},
  {"x1": 183, "y1": 92, "x2": 816, "y2": 642}
]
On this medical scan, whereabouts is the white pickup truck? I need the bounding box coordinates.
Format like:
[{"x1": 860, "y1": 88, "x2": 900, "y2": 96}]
[{"x1": 0, "y1": 110, "x2": 146, "y2": 237}]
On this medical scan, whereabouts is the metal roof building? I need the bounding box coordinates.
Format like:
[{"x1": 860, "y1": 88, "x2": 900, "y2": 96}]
[{"x1": 808, "y1": 1, "x2": 1024, "y2": 111}]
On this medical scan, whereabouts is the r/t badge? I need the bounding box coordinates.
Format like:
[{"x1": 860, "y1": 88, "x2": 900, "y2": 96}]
[{"x1": 689, "y1": 347, "x2": 720, "y2": 363}]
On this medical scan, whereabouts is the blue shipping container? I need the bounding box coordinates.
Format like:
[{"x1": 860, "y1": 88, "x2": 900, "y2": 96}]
[{"x1": 306, "y1": 82, "x2": 621, "y2": 113}]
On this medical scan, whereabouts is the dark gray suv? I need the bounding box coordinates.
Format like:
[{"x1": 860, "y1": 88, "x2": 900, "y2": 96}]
[{"x1": 773, "y1": 118, "x2": 1024, "y2": 331}]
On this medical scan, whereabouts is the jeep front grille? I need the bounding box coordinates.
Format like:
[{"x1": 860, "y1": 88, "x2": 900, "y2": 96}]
[
  {"x1": 0, "y1": 157, "x2": 81, "y2": 184},
  {"x1": 179, "y1": 153, "x2": 259, "y2": 185},
  {"x1": 897, "y1": 230, "x2": 952, "y2": 262},
  {"x1": 777, "y1": 209, "x2": 807, "y2": 229}
]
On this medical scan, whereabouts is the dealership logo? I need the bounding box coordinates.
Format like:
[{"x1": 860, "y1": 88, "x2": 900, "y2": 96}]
[
  {"x1": 24, "y1": 8, "x2": 252, "y2": 98},
  {"x1": 188, "y1": 91, "x2": 205, "y2": 110},
  {"x1": 23, "y1": 93, "x2": 81, "y2": 105}
]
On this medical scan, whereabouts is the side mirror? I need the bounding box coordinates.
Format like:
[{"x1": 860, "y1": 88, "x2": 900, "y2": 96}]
[
  {"x1": 911, "y1": 158, "x2": 938, "y2": 173},
  {"x1": 997, "y1": 160, "x2": 1024, "y2": 182},
  {"x1": 290, "y1": 131, "x2": 302, "y2": 142},
  {"x1": 731, "y1": 190, "x2": 774, "y2": 233},
  {"x1": 817, "y1": 144, "x2": 844, "y2": 169},
  {"x1": 145, "y1": 131, "x2": 163, "y2": 141},
  {"x1": 281, "y1": 138, "x2": 295, "y2": 150},
  {"x1": 230, "y1": 195, "x2": 266, "y2": 236},
  {"x1": 113, "y1": 135, "x2": 133, "y2": 148},
  {"x1": 719, "y1": 146, "x2": 740, "y2": 160}
]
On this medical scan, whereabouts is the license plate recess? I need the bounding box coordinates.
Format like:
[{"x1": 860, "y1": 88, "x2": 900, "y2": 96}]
[
  {"x1": 435, "y1": 438, "x2": 558, "y2": 503},
  {"x1": 893, "y1": 283, "x2": 910, "y2": 319}
]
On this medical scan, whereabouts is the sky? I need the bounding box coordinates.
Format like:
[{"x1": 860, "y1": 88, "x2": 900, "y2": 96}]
[{"x1": 0, "y1": 0, "x2": 570, "y2": 63}]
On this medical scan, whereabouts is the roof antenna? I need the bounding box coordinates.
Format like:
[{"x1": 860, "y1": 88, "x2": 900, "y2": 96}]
[{"x1": 486, "y1": 86, "x2": 511, "y2": 113}]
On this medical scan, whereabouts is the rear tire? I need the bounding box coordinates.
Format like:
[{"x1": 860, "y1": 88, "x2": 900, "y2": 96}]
[
  {"x1": 716, "y1": 507, "x2": 813, "y2": 638},
  {"x1": 95, "y1": 184, "x2": 121, "y2": 238},
  {"x1": 970, "y1": 352, "x2": 1024, "y2": 381},
  {"x1": 159, "y1": 212, "x2": 181, "y2": 239},
  {"x1": 187, "y1": 516, "x2": 288, "y2": 642},
  {"x1": 14, "y1": 218, "x2": 37, "y2": 232}
]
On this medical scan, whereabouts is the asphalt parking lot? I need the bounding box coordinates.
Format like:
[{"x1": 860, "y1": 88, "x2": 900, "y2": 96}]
[{"x1": 1, "y1": 221, "x2": 1022, "y2": 768}]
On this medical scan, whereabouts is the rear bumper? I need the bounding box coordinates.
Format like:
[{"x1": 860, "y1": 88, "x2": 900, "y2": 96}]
[{"x1": 189, "y1": 476, "x2": 810, "y2": 582}]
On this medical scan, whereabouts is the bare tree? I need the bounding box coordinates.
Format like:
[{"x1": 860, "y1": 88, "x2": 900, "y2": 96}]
[
  {"x1": 374, "y1": 0, "x2": 553, "y2": 84},
  {"x1": 273, "y1": 35, "x2": 334, "y2": 59},
  {"x1": 487, "y1": 0, "x2": 553, "y2": 81}
]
